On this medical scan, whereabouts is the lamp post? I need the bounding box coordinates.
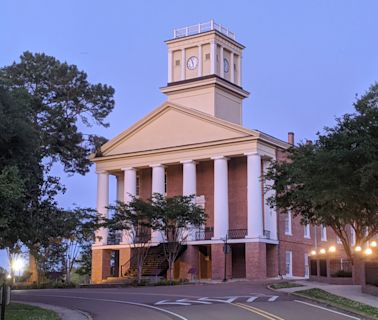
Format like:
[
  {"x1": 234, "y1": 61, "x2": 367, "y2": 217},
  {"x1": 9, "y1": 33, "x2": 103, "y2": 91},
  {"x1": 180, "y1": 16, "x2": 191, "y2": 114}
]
[{"x1": 221, "y1": 234, "x2": 229, "y2": 282}]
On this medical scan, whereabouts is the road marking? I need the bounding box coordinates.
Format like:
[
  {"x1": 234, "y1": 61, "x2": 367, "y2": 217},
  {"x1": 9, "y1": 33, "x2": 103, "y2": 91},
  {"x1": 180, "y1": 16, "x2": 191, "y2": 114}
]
[
  {"x1": 234, "y1": 303, "x2": 285, "y2": 320},
  {"x1": 177, "y1": 299, "x2": 212, "y2": 305},
  {"x1": 18, "y1": 294, "x2": 188, "y2": 320},
  {"x1": 155, "y1": 299, "x2": 191, "y2": 306},
  {"x1": 268, "y1": 295, "x2": 279, "y2": 302},
  {"x1": 294, "y1": 300, "x2": 361, "y2": 320},
  {"x1": 198, "y1": 296, "x2": 239, "y2": 304},
  {"x1": 246, "y1": 296, "x2": 258, "y2": 302}
]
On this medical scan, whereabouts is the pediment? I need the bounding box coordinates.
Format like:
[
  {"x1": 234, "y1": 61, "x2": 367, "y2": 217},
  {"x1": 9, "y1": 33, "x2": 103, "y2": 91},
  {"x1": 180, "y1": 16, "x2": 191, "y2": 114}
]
[{"x1": 101, "y1": 103, "x2": 258, "y2": 156}]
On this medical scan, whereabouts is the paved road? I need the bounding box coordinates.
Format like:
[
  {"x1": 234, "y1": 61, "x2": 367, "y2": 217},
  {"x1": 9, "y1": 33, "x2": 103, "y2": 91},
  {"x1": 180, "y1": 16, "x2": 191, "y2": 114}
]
[{"x1": 12, "y1": 281, "x2": 363, "y2": 320}]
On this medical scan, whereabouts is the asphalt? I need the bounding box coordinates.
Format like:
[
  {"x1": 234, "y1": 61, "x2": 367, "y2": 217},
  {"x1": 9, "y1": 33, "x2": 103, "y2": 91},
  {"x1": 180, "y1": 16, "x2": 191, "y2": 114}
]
[{"x1": 11, "y1": 281, "x2": 366, "y2": 320}]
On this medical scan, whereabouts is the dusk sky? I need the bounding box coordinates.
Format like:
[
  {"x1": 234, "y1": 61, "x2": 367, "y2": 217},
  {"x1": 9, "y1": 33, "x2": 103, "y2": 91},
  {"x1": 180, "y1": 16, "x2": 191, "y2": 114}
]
[{"x1": 1, "y1": 0, "x2": 377, "y2": 268}]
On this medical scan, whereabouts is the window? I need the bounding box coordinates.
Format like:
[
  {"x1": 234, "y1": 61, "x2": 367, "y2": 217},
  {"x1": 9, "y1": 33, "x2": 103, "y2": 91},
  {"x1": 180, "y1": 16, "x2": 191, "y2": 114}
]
[
  {"x1": 304, "y1": 224, "x2": 310, "y2": 239},
  {"x1": 337, "y1": 236, "x2": 342, "y2": 244},
  {"x1": 175, "y1": 59, "x2": 180, "y2": 66},
  {"x1": 351, "y1": 227, "x2": 356, "y2": 246},
  {"x1": 321, "y1": 225, "x2": 327, "y2": 241},
  {"x1": 304, "y1": 253, "x2": 309, "y2": 278},
  {"x1": 284, "y1": 212, "x2": 292, "y2": 235},
  {"x1": 136, "y1": 175, "x2": 140, "y2": 197},
  {"x1": 164, "y1": 169, "x2": 167, "y2": 195},
  {"x1": 205, "y1": 53, "x2": 210, "y2": 60},
  {"x1": 285, "y1": 251, "x2": 293, "y2": 276}
]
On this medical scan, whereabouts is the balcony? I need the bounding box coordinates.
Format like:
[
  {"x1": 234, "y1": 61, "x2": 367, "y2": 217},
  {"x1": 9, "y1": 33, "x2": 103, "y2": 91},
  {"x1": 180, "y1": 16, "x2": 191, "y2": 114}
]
[
  {"x1": 173, "y1": 20, "x2": 236, "y2": 40},
  {"x1": 228, "y1": 229, "x2": 247, "y2": 239},
  {"x1": 195, "y1": 228, "x2": 214, "y2": 240}
]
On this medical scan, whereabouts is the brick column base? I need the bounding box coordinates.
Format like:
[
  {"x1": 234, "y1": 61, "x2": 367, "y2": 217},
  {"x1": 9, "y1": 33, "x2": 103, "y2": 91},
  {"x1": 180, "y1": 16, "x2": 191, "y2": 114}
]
[
  {"x1": 246, "y1": 242, "x2": 267, "y2": 280},
  {"x1": 119, "y1": 248, "x2": 131, "y2": 277},
  {"x1": 211, "y1": 244, "x2": 232, "y2": 280},
  {"x1": 91, "y1": 249, "x2": 112, "y2": 284}
]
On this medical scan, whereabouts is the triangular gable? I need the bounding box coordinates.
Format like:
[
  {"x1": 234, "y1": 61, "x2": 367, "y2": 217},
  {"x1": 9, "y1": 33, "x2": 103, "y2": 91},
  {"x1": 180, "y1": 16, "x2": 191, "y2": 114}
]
[{"x1": 101, "y1": 102, "x2": 259, "y2": 156}]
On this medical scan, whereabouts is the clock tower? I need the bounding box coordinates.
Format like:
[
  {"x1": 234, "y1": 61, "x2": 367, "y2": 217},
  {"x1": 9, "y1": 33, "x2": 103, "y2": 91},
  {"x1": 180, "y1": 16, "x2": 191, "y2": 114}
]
[{"x1": 161, "y1": 20, "x2": 249, "y2": 125}]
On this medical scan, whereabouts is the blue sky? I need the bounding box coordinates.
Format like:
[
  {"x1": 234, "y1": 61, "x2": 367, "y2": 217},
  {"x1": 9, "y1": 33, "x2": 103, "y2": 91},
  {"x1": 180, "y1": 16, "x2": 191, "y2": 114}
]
[{"x1": 1, "y1": 0, "x2": 377, "y2": 268}]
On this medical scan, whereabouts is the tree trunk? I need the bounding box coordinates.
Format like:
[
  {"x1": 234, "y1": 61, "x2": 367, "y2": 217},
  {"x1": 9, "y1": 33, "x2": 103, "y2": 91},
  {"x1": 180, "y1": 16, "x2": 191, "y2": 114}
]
[
  {"x1": 168, "y1": 260, "x2": 174, "y2": 282},
  {"x1": 28, "y1": 252, "x2": 39, "y2": 284},
  {"x1": 137, "y1": 264, "x2": 142, "y2": 284}
]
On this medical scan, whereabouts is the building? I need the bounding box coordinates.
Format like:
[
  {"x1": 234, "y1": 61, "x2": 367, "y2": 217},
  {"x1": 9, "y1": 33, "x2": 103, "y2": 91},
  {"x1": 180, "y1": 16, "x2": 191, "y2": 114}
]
[{"x1": 91, "y1": 21, "x2": 345, "y2": 284}]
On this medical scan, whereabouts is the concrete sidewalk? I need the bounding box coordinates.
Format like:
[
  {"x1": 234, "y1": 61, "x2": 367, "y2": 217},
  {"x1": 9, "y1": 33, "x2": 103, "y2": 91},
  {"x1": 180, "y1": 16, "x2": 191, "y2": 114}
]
[
  {"x1": 13, "y1": 300, "x2": 92, "y2": 320},
  {"x1": 276, "y1": 280, "x2": 378, "y2": 308}
]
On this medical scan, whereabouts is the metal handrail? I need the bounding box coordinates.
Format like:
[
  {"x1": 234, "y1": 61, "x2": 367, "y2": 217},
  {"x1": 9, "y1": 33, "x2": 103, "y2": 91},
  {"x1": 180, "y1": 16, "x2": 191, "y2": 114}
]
[
  {"x1": 173, "y1": 20, "x2": 236, "y2": 40},
  {"x1": 228, "y1": 229, "x2": 247, "y2": 239},
  {"x1": 195, "y1": 228, "x2": 214, "y2": 240}
]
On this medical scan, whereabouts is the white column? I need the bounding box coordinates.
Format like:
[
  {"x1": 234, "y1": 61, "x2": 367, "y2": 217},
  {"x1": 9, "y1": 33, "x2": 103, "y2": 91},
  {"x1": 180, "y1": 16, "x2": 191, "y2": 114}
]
[
  {"x1": 120, "y1": 168, "x2": 137, "y2": 244},
  {"x1": 181, "y1": 160, "x2": 197, "y2": 241},
  {"x1": 220, "y1": 46, "x2": 224, "y2": 78},
  {"x1": 212, "y1": 156, "x2": 229, "y2": 239},
  {"x1": 151, "y1": 164, "x2": 165, "y2": 243},
  {"x1": 167, "y1": 50, "x2": 172, "y2": 83},
  {"x1": 123, "y1": 167, "x2": 137, "y2": 203},
  {"x1": 245, "y1": 152, "x2": 264, "y2": 239},
  {"x1": 238, "y1": 55, "x2": 242, "y2": 86},
  {"x1": 230, "y1": 52, "x2": 235, "y2": 83},
  {"x1": 116, "y1": 174, "x2": 124, "y2": 202},
  {"x1": 263, "y1": 160, "x2": 277, "y2": 240},
  {"x1": 95, "y1": 171, "x2": 109, "y2": 245},
  {"x1": 181, "y1": 49, "x2": 185, "y2": 80},
  {"x1": 210, "y1": 40, "x2": 216, "y2": 75},
  {"x1": 198, "y1": 45, "x2": 202, "y2": 77}
]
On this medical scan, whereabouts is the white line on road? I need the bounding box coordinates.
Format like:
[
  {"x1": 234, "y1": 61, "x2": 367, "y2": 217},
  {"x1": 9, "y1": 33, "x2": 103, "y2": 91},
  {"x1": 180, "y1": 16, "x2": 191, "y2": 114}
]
[
  {"x1": 268, "y1": 296, "x2": 279, "y2": 302},
  {"x1": 155, "y1": 299, "x2": 191, "y2": 306},
  {"x1": 246, "y1": 296, "x2": 258, "y2": 302},
  {"x1": 19, "y1": 294, "x2": 189, "y2": 320},
  {"x1": 294, "y1": 300, "x2": 361, "y2": 320},
  {"x1": 177, "y1": 299, "x2": 212, "y2": 305}
]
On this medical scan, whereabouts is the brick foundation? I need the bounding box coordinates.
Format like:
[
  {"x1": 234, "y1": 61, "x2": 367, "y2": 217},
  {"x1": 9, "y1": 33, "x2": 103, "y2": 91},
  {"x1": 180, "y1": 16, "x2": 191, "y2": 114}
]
[
  {"x1": 119, "y1": 248, "x2": 131, "y2": 277},
  {"x1": 245, "y1": 242, "x2": 267, "y2": 279},
  {"x1": 211, "y1": 244, "x2": 232, "y2": 280},
  {"x1": 91, "y1": 249, "x2": 112, "y2": 284}
]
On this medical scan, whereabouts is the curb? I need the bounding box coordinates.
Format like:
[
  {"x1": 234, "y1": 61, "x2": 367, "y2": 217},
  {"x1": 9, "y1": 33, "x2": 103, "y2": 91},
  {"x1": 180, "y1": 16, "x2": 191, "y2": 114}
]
[{"x1": 13, "y1": 300, "x2": 92, "y2": 320}]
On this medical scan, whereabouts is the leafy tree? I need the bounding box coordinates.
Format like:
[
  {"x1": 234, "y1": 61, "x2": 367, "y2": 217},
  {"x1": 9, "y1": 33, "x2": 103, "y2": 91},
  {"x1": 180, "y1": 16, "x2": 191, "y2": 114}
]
[
  {"x1": 108, "y1": 198, "x2": 153, "y2": 284},
  {"x1": 149, "y1": 193, "x2": 206, "y2": 281},
  {"x1": 1, "y1": 51, "x2": 115, "y2": 174},
  {"x1": 0, "y1": 52, "x2": 115, "y2": 279},
  {"x1": 265, "y1": 83, "x2": 378, "y2": 262}
]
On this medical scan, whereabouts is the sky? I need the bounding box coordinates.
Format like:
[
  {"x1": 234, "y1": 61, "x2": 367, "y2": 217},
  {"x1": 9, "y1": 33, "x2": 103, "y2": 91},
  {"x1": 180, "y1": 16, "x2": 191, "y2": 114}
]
[{"x1": 1, "y1": 0, "x2": 377, "y2": 268}]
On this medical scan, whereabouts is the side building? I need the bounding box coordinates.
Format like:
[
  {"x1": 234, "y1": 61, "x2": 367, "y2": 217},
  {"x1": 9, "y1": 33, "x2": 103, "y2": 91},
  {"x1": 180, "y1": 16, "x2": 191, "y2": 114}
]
[{"x1": 90, "y1": 21, "x2": 348, "y2": 284}]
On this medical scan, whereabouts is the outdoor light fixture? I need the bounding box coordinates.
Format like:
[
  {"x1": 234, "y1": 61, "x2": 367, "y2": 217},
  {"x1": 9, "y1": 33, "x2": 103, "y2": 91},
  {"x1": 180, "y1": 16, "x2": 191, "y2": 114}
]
[
  {"x1": 319, "y1": 248, "x2": 326, "y2": 254},
  {"x1": 12, "y1": 257, "x2": 24, "y2": 274},
  {"x1": 371, "y1": 241, "x2": 377, "y2": 248},
  {"x1": 364, "y1": 248, "x2": 373, "y2": 255},
  {"x1": 310, "y1": 250, "x2": 317, "y2": 256},
  {"x1": 328, "y1": 246, "x2": 336, "y2": 253},
  {"x1": 354, "y1": 246, "x2": 362, "y2": 252}
]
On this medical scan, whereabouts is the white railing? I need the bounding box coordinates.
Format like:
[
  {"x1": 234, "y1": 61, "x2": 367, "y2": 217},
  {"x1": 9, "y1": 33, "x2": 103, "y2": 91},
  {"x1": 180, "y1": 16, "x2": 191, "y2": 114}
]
[{"x1": 173, "y1": 20, "x2": 236, "y2": 40}]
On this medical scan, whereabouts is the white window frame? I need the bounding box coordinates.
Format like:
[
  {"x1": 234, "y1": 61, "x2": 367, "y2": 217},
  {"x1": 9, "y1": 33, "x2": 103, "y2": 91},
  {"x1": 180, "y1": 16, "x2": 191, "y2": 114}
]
[
  {"x1": 284, "y1": 211, "x2": 292, "y2": 236},
  {"x1": 351, "y1": 227, "x2": 356, "y2": 246},
  {"x1": 321, "y1": 224, "x2": 327, "y2": 241},
  {"x1": 304, "y1": 253, "x2": 309, "y2": 278},
  {"x1": 304, "y1": 224, "x2": 310, "y2": 239},
  {"x1": 285, "y1": 251, "x2": 293, "y2": 277}
]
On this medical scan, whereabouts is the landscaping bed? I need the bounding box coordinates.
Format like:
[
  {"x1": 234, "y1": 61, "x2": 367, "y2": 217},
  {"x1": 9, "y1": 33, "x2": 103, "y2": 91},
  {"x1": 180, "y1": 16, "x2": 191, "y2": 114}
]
[
  {"x1": 294, "y1": 288, "x2": 378, "y2": 319},
  {"x1": 269, "y1": 281, "x2": 304, "y2": 289}
]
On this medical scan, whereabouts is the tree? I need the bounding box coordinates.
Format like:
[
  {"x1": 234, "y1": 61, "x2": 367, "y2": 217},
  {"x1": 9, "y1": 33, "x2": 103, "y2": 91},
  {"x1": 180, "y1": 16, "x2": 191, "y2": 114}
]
[
  {"x1": 265, "y1": 83, "x2": 378, "y2": 262},
  {"x1": 0, "y1": 51, "x2": 115, "y2": 174},
  {"x1": 107, "y1": 198, "x2": 154, "y2": 284},
  {"x1": 149, "y1": 193, "x2": 206, "y2": 281},
  {"x1": 0, "y1": 52, "x2": 115, "y2": 279}
]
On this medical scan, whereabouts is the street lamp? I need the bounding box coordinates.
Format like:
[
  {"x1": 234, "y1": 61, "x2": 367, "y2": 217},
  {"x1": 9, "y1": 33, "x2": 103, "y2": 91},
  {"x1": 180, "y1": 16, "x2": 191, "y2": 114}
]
[
  {"x1": 328, "y1": 246, "x2": 336, "y2": 253},
  {"x1": 354, "y1": 245, "x2": 362, "y2": 252},
  {"x1": 310, "y1": 250, "x2": 317, "y2": 256},
  {"x1": 319, "y1": 248, "x2": 326, "y2": 255},
  {"x1": 12, "y1": 258, "x2": 24, "y2": 277},
  {"x1": 370, "y1": 241, "x2": 377, "y2": 248},
  {"x1": 364, "y1": 248, "x2": 373, "y2": 256}
]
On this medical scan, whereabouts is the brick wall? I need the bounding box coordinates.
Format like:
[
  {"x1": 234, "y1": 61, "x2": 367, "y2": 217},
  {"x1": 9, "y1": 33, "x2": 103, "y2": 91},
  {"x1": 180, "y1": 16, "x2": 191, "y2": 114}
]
[
  {"x1": 228, "y1": 157, "x2": 247, "y2": 230},
  {"x1": 91, "y1": 249, "x2": 112, "y2": 283},
  {"x1": 167, "y1": 164, "x2": 182, "y2": 196},
  {"x1": 245, "y1": 242, "x2": 267, "y2": 279},
  {"x1": 197, "y1": 160, "x2": 214, "y2": 227}
]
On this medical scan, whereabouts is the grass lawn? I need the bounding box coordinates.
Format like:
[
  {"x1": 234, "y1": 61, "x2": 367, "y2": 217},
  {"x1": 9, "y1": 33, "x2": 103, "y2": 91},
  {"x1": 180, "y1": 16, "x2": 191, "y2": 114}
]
[
  {"x1": 270, "y1": 281, "x2": 304, "y2": 289},
  {"x1": 295, "y1": 288, "x2": 378, "y2": 319},
  {"x1": 4, "y1": 303, "x2": 60, "y2": 320}
]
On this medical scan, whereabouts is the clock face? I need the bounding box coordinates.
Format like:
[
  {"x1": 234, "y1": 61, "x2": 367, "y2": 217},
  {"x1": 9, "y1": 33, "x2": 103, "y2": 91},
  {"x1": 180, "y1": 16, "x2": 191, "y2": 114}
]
[
  {"x1": 224, "y1": 58, "x2": 230, "y2": 73},
  {"x1": 187, "y1": 56, "x2": 198, "y2": 70}
]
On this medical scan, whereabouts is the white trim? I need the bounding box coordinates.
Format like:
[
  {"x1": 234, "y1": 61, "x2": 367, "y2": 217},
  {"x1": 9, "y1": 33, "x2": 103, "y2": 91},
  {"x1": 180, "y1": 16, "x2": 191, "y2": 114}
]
[
  {"x1": 304, "y1": 224, "x2": 310, "y2": 239},
  {"x1": 284, "y1": 211, "x2": 292, "y2": 236},
  {"x1": 285, "y1": 250, "x2": 293, "y2": 277},
  {"x1": 321, "y1": 224, "x2": 327, "y2": 241}
]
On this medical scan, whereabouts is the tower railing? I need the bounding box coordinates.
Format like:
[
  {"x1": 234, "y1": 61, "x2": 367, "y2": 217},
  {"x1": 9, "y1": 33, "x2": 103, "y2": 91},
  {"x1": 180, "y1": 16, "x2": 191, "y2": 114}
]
[{"x1": 173, "y1": 20, "x2": 236, "y2": 40}]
